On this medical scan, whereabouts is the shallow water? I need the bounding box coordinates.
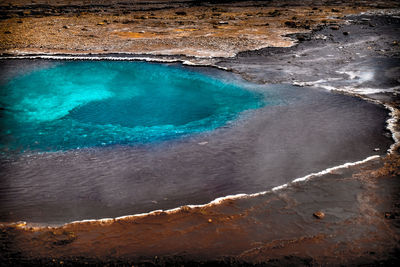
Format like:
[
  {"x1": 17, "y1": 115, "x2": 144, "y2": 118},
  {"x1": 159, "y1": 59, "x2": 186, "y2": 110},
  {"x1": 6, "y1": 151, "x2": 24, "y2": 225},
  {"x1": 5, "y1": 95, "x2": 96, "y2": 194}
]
[{"x1": 0, "y1": 59, "x2": 393, "y2": 225}]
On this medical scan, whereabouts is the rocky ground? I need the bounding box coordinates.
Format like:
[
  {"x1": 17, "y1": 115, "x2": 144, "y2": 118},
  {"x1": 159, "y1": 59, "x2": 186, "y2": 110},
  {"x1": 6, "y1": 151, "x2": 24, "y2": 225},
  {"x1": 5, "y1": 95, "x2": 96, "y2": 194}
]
[
  {"x1": 0, "y1": 0, "x2": 400, "y2": 266},
  {"x1": 0, "y1": 0, "x2": 399, "y2": 57}
]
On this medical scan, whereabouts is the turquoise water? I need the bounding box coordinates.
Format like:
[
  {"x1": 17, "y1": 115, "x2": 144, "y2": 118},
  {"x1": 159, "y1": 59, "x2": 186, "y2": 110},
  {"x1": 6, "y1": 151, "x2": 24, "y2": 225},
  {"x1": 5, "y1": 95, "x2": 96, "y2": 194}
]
[{"x1": 0, "y1": 61, "x2": 264, "y2": 152}]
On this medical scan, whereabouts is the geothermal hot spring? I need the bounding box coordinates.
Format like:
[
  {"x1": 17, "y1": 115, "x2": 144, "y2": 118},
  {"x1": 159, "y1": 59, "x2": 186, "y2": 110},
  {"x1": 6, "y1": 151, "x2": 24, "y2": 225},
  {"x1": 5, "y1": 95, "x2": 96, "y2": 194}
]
[
  {"x1": 0, "y1": 60, "x2": 393, "y2": 225},
  {"x1": 0, "y1": 61, "x2": 264, "y2": 151}
]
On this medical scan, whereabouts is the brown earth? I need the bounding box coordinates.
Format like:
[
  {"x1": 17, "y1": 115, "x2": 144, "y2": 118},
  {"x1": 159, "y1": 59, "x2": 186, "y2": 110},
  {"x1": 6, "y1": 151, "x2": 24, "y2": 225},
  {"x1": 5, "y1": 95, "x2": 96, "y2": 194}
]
[
  {"x1": 1, "y1": 0, "x2": 399, "y2": 57},
  {"x1": 0, "y1": 153, "x2": 399, "y2": 266}
]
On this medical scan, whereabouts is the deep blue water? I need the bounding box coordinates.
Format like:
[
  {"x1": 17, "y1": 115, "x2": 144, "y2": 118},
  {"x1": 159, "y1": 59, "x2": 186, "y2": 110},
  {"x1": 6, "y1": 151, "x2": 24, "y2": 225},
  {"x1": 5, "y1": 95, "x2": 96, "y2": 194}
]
[
  {"x1": 0, "y1": 59, "x2": 393, "y2": 224},
  {"x1": 0, "y1": 61, "x2": 264, "y2": 152}
]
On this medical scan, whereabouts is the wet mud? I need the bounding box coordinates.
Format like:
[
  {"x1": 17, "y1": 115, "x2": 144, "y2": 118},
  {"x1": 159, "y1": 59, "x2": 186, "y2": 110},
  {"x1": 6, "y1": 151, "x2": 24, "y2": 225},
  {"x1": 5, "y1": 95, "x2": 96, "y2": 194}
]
[{"x1": 1, "y1": 156, "x2": 399, "y2": 266}]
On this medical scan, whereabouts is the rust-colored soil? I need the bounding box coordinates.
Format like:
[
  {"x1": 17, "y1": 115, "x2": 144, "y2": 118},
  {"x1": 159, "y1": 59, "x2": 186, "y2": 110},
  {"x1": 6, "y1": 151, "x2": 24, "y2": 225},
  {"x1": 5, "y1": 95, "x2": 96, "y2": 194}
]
[{"x1": 0, "y1": 1, "x2": 389, "y2": 57}]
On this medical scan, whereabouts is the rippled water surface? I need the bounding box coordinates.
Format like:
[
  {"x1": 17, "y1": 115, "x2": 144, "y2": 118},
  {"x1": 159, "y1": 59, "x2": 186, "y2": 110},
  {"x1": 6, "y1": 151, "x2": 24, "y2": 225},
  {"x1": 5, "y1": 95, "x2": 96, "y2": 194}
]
[{"x1": 0, "y1": 60, "x2": 393, "y2": 224}]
